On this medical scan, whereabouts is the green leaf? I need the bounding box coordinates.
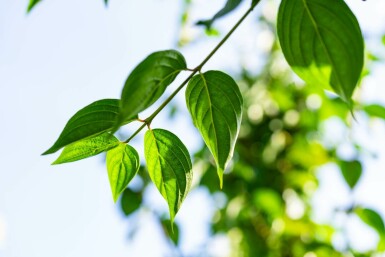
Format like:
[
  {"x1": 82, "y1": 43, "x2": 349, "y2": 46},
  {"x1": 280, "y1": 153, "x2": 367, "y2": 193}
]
[
  {"x1": 355, "y1": 207, "x2": 385, "y2": 236},
  {"x1": 251, "y1": 0, "x2": 261, "y2": 8},
  {"x1": 52, "y1": 133, "x2": 119, "y2": 165},
  {"x1": 253, "y1": 189, "x2": 283, "y2": 218},
  {"x1": 339, "y1": 160, "x2": 362, "y2": 190},
  {"x1": 120, "y1": 188, "x2": 142, "y2": 216},
  {"x1": 196, "y1": 0, "x2": 243, "y2": 29},
  {"x1": 43, "y1": 99, "x2": 136, "y2": 155},
  {"x1": 27, "y1": 0, "x2": 41, "y2": 12},
  {"x1": 161, "y1": 219, "x2": 180, "y2": 245},
  {"x1": 364, "y1": 104, "x2": 385, "y2": 120},
  {"x1": 277, "y1": 0, "x2": 364, "y2": 103},
  {"x1": 118, "y1": 50, "x2": 187, "y2": 124},
  {"x1": 107, "y1": 144, "x2": 140, "y2": 202},
  {"x1": 144, "y1": 129, "x2": 192, "y2": 223},
  {"x1": 185, "y1": 71, "x2": 243, "y2": 188},
  {"x1": 104, "y1": 0, "x2": 108, "y2": 6}
]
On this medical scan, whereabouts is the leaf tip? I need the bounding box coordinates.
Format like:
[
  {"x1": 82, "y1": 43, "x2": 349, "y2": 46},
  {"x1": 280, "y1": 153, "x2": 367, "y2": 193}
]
[
  {"x1": 51, "y1": 160, "x2": 60, "y2": 165},
  {"x1": 169, "y1": 214, "x2": 176, "y2": 234},
  {"x1": 112, "y1": 191, "x2": 120, "y2": 203},
  {"x1": 42, "y1": 145, "x2": 58, "y2": 156},
  {"x1": 27, "y1": 0, "x2": 41, "y2": 13},
  {"x1": 217, "y1": 167, "x2": 224, "y2": 189}
]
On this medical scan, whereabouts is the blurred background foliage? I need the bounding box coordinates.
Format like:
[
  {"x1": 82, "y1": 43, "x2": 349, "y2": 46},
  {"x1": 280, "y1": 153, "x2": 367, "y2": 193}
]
[{"x1": 116, "y1": 0, "x2": 385, "y2": 256}]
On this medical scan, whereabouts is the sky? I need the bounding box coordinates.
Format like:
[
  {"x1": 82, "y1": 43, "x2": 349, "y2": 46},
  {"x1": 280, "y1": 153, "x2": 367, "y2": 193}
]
[{"x1": 1, "y1": 0, "x2": 385, "y2": 257}]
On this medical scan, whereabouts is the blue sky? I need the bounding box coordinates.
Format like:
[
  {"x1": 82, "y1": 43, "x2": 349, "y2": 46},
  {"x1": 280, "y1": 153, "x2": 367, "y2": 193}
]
[{"x1": 2, "y1": 0, "x2": 385, "y2": 256}]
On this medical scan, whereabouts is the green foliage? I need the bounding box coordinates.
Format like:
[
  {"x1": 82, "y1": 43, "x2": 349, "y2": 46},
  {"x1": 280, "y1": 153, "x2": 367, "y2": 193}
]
[
  {"x1": 161, "y1": 219, "x2": 180, "y2": 245},
  {"x1": 339, "y1": 160, "x2": 362, "y2": 190},
  {"x1": 144, "y1": 129, "x2": 192, "y2": 224},
  {"x1": 118, "y1": 50, "x2": 186, "y2": 125},
  {"x1": 43, "y1": 99, "x2": 135, "y2": 155},
  {"x1": 38, "y1": 0, "x2": 385, "y2": 253},
  {"x1": 120, "y1": 188, "x2": 142, "y2": 216},
  {"x1": 355, "y1": 208, "x2": 385, "y2": 235},
  {"x1": 197, "y1": 0, "x2": 243, "y2": 29},
  {"x1": 107, "y1": 143, "x2": 140, "y2": 202},
  {"x1": 364, "y1": 104, "x2": 385, "y2": 120},
  {"x1": 53, "y1": 133, "x2": 119, "y2": 164},
  {"x1": 27, "y1": 0, "x2": 41, "y2": 12},
  {"x1": 186, "y1": 70, "x2": 243, "y2": 187},
  {"x1": 277, "y1": 0, "x2": 364, "y2": 104}
]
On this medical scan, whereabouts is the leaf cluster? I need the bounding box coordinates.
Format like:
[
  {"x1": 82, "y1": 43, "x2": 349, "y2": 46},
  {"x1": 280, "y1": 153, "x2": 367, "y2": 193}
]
[{"x1": 39, "y1": 0, "x2": 381, "y2": 247}]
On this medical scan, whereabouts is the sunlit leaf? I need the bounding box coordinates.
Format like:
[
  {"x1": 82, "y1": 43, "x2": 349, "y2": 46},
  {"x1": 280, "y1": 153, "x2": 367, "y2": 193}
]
[
  {"x1": 120, "y1": 188, "x2": 142, "y2": 216},
  {"x1": 43, "y1": 99, "x2": 136, "y2": 155},
  {"x1": 339, "y1": 160, "x2": 362, "y2": 190},
  {"x1": 277, "y1": 0, "x2": 364, "y2": 103},
  {"x1": 118, "y1": 50, "x2": 186, "y2": 124},
  {"x1": 27, "y1": 0, "x2": 41, "y2": 12},
  {"x1": 186, "y1": 71, "x2": 243, "y2": 187},
  {"x1": 197, "y1": 0, "x2": 243, "y2": 29},
  {"x1": 107, "y1": 144, "x2": 140, "y2": 202},
  {"x1": 364, "y1": 104, "x2": 385, "y2": 120},
  {"x1": 355, "y1": 207, "x2": 385, "y2": 236},
  {"x1": 52, "y1": 133, "x2": 119, "y2": 164},
  {"x1": 144, "y1": 129, "x2": 192, "y2": 223}
]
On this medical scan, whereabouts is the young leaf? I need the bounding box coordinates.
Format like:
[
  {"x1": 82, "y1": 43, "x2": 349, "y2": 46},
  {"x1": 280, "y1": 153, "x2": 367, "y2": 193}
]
[
  {"x1": 196, "y1": 0, "x2": 243, "y2": 29},
  {"x1": 144, "y1": 129, "x2": 192, "y2": 223},
  {"x1": 277, "y1": 0, "x2": 364, "y2": 104},
  {"x1": 43, "y1": 99, "x2": 136, "y2": 155},
  {"x1": 339, "y1": 160, "x2": 362, "y2": 190},
  {"x1": 27, "y1": 0, "x2": 41, "y2": 12},
  {"x1": 118, "y1": 50, "x2": 187, "y2": 124},
  {"x1": 355, "y1": 207, "x2": 385, "y2": 236},
  {"x1": 107, "y1": 144, "x2": 140, "y2": 202},
  {"x1": 185, "y1": 71, "x2": 243, "y2": 188},
  {"x1": 52, "y1": 133, "x2": 119, "y2": 165}
]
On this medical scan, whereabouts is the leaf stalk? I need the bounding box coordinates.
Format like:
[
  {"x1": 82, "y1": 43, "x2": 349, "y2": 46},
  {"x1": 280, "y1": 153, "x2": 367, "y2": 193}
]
[{"x1": 124, "y1": 4, "x2": 257, "y2": 143}]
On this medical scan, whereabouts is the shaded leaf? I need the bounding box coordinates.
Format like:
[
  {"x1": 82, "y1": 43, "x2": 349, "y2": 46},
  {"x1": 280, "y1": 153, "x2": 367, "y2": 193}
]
[
  {"x1": 120, "y1": 188, "x2": 142, "y2": 216},
  {"x1": 144, "y1": 129, "x2": 192, "y2": 223},
  {"x1": 161, "y1": 219, "x2": 180, "y2": 245},
  {"x1": 339, "y1": 160, "x2": 362, "y2": 189},
  {"x1": 185, "y1": 71, "x2": 243, "y2": 187},
  {"x1": 355, "y1": 207, "x2": 385, "y2": 236},
  {"x1": 277, "y1": 0, "x2": 364, "y2": 103},
  {"x1": 43, "y1": 99, "x2": 136, "y2": 155},
  {"x1": 53, "y1": 133, "x2": 119, "y2": 164},
  {"x1": 196, "y1": 0, "x2": 243, "y2": 29},
  {"x1": 27, "y1": 0, "x2": 41, "y2": 12},
  {"x1": 107, "y1": 144, "x2": 140, "y2": 202},
  {"x1": 364, "y1": 104, "x2": 385, "y2": 120},
  {"x1": 251, "y1": 0, "x2": 261, "y2": 8},
  {"x1": 118, "y1": 50, "x2": 186, "y2": 124}
]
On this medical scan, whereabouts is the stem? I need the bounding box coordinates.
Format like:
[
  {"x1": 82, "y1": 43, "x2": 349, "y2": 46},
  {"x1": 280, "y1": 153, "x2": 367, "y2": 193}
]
[
  {"x1": 195, "y1": 6, "x2": 254, "y2": 71},
  {"x1": 124, "y1": 5, "x2": 256, "y2": 143}
]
